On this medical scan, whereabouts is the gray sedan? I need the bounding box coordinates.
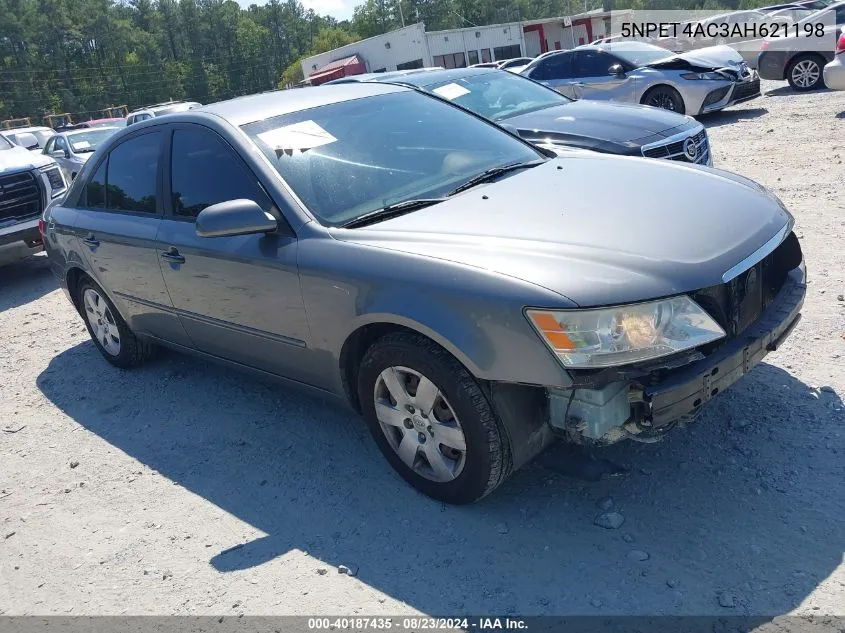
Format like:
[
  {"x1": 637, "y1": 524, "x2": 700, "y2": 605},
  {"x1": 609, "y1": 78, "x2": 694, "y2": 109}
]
[
  {"x1": 43, "y1": 83, "x2": 805, "y2": 503},
  {"x1": 521, "y1": 42, "x2": 761, "y2": 115}
]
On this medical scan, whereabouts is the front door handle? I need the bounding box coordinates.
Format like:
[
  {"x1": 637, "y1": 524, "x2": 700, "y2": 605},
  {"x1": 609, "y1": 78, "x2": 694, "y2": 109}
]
[
  {"x1": 82, "y1": 233, "x2": 99, "y2": 248},
  {"x1": 161, "y1": 247, "x2": 185, "y2": 264}
]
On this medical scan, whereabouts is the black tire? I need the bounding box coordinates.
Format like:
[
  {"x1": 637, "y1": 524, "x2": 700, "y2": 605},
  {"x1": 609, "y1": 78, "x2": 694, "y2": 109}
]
[
  {"x1": 358, "y1": 332, "x2": 512, "y2": 504},
  {"x1": 641, "y1": 85, "x2": 686, "y2": 114},
  {"x1": 786, "y1": 54, "x2": 825, "y2": 91},
  {"x1": 76, "y1": 276, "x2": 156, "y2": 369}
]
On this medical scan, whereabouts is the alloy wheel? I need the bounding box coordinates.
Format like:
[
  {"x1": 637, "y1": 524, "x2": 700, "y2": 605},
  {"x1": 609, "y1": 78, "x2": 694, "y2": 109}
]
[
  {"x1": 83, "y1": 288, "x2": 121, "y2": 356},
  {"x1": 373, "y1": 366, "x2": 467, "y2": 483},
  {"x1": 792, "y1": 60, "x2": 820, "y2": 89},
  {"x1": 648, "y1": 92, "x2": 677, "y2": 111}
]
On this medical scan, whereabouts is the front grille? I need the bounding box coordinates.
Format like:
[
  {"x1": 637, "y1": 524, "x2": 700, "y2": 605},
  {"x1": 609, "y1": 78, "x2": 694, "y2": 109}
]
[
  {"x1": 691, "y1": 232, "x2": 802, "y2": 350},
  {"x1": 0, "y1": 170, "x2": 42, "y2": 225},
  {"x1": 642, "y1": 128, "x2": 710, "y2": 165},
  {"x1": 731, "y1": 77, "x2": 761, "y2": 102}
]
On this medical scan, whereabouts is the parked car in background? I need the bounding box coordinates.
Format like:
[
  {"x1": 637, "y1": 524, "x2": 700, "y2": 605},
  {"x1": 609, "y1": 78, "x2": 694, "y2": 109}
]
[
  {"x1": 43, "y1": 83, "x2": 805, "y2": 503},
  {"x1": 328, "y1": 67, "x2": 713, "y2": 166},
  {"x1": 0, "y1": 132, "x2": 67, "y2": 266},
  {"x1": 43, "y1": 127, "x2": 120, "y2": 181},
  {"x1": 126, "y1": 101, "x2": 202, "y2": 125},
  {"x1": 760, "y1": 0, "x2": 837, "y2": 11},
  {"x1": 823, "y1": 25, "x2": 845, "y2": 88},
  {"x1": 497, "y1": 57, "x2": 535, "y2": 69},
  {"x1": 76, "y1": 117, "x2": 127, "y2": 129},
  {"x1": 757, "y1": 1, "x2": 845, "y2": 89},
  {"x1": 520, "y1": 42, "x2": 760, "y2": 115},
  {"x1": 1, "y1": 126, "x2": 56, "y2": 152}
]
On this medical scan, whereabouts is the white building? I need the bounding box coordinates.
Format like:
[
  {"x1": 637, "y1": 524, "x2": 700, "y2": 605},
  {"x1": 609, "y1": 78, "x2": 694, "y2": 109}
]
[{"x1": 300, "y1": 10, "x2": 629, "y2": 84}]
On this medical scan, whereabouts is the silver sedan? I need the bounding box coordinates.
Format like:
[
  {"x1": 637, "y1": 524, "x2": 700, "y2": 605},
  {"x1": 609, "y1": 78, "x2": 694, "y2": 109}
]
[
  {"x1": 520, "y1": 42, "x2": 761, "y2": 115},
  {"x1": 43, "y1": 127, "x2": 120, "y2": 181}
]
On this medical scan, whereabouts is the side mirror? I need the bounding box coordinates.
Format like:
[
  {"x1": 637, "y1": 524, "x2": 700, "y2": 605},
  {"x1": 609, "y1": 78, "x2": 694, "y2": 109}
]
[
  {"x1": 195, "y1": 199, "x2": 277, "y2": 238},
  {"x1": 609, "y1": 63, "x2": 625, "y2": 77},
  {"x1": 50, "y1": 150, "x2": 65, "y2": 159}
]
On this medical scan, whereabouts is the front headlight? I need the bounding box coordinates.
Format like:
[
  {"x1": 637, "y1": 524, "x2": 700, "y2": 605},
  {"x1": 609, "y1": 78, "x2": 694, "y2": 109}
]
[
  {"x1": 681, "y1": 71, "x2": 726, "y2": 81},
  {"x1": 39, "y1": 165, "x2": 67, "y2": 198},
  {"x1": 527, "y1": 296, "x2": 726, "y2": 369}
]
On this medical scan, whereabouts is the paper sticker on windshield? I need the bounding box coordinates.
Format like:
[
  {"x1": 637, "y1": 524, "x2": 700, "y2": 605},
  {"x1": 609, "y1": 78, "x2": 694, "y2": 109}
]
[
  {"x1": 257, "y1": 120, "x2": 337, "y2": 157},
  {"x1": 432, "y1": 83, "x2": 471, "y2": 101},
  {"x1": 73, "y1": 140, "x2": 91, "y2": 149}
]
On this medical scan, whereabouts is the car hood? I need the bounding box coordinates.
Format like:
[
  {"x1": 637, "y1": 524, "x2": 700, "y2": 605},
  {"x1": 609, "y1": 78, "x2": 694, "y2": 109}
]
[
  {"x1": 502, "y1": 101, "x2": 696, "y2": 152},
  {"x1": 647, "y1": 45, "x2": 746, "y2": 71},
  {"x1": 332, "y1": 156, "x2": 792, "y2": 307},
  {"x1": 0, "y1": 146, "x2": 53, "y2": 171}
]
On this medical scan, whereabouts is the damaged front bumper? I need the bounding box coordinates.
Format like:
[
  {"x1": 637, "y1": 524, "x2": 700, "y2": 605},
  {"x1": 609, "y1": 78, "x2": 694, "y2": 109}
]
[{"x1": 548, "y1": 264, "x2": 806, "y2": 444}]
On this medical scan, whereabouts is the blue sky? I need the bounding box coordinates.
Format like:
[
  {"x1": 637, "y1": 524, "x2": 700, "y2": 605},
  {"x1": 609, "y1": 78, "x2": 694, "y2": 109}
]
[{"x1": 236, "y1": 0, "x2": 357, "y2": 20}]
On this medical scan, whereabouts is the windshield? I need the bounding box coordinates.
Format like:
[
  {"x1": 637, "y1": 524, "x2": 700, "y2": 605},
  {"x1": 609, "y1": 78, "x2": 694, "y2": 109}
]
[
  {"x1": 242, "y1": 90, "x2": 543, "y2": 226},
  {"x1": 0, "y1": 134, "x2": 13, "y2": 150},
  {"x1": 89, "y1": 120, "x2": 124, "y2": 128},
  {"x1": 67, "y1": 129, "x2": 116, "y2": 153},
  {"x1": 422, "y1": 71, "x2": 569, "y2": 121},
  {"x1": 604, "y1": 44, "x2": 674, "y2": 67}
]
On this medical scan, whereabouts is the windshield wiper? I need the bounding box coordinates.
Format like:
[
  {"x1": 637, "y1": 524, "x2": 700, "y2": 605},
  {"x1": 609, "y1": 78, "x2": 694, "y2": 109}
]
[
  {"x1": 340, "y1": 198, "x2": 448, "y2": 229},
  {"x1": 447, "y1": 159, "x2": 545, "y2": 196}
]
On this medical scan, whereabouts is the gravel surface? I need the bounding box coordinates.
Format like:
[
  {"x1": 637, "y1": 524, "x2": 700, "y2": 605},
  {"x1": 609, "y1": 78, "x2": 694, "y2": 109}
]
[{"x1": 1, "y1": 81, "x2": 844, "y2": 617}]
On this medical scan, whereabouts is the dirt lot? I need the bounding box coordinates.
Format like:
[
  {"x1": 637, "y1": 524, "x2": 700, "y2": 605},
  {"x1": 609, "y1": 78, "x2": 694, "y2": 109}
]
[{"x1": 1, "y1": 81, "x2": 844, "y2": 618}]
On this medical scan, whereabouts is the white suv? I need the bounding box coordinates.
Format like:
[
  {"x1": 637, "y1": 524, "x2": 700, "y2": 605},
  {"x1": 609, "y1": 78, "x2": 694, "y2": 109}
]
[{"x1": 126, "y1": 101, "x2": 202, "y2": 125}]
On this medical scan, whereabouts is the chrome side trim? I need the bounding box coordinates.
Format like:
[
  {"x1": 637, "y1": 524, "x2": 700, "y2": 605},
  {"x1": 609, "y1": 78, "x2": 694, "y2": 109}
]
[{"x1": 722, "y1": 223, "x2": 790, "y2": 283}]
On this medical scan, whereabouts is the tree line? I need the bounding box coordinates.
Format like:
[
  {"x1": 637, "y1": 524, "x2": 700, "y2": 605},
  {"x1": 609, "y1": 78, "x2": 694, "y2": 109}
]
[{"x1": 1, "y1": 0, "x2": 771, "y2": 122}]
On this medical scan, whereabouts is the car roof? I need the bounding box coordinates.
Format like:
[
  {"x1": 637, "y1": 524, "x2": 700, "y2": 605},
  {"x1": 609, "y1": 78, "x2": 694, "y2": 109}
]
[
  {"x1": 198, "y1": 83, "x2": 409, "y2": 126},
  {"x1": 2, "y1": 126, "x2": 53, "y2": 134},
  {"x1": 65, "y1": 126, "x2": 119, "y2": 137},
  {"x1": 356, "y1": 66, "x2": 499, "y2": 88}
]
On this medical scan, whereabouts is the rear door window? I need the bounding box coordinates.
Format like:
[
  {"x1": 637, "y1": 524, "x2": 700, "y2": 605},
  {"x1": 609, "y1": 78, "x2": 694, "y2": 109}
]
[
  {"x1": 82, "y1": 132, "x2": 162, "y2": 213},
  {"x1": 529, "y1": 53, "x2": 573, "y2": 80}
]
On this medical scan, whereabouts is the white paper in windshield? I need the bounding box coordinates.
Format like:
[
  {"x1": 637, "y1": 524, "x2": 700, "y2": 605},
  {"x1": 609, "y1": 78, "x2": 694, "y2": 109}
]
[
  {"x1": 432, "y1": 83, "x2": 471, "y2": 101},
  {"x1": 73, "y1": 140, "x2": 91, "y2": 149},
  {"x1": 257, "y1": 120, "x2": 337, "y2": 156}
]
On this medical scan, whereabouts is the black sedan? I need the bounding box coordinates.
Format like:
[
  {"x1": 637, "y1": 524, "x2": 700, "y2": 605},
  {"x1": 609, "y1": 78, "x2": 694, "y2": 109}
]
[{"x1": 327, "y1": 67, "x2": 712, "y2": 166}]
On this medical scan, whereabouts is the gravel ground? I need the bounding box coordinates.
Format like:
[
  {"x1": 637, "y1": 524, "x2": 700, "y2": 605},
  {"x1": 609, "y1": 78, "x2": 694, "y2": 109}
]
[{"x1": 1, "y1": 80, "x2": 844, "y2": 618}]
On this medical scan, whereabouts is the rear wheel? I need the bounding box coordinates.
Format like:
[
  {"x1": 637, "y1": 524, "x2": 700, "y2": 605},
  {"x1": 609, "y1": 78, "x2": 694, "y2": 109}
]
[
  {"x1": 787, "y1": 54, "x2": 825, "y2": 91},
  {"x1": 358, "y1": 332, "x2": 511, "y2": 504},
  {"x1": 641, "y1": 85, "x2": 686, "y2": 114},
  {"x1": 77, "y1": 277, "x2": 155, "y2": 369}
]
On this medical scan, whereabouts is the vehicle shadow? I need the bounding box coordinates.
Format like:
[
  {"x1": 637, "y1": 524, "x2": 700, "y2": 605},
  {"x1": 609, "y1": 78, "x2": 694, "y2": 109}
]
[
  {"x1": 765, "y1": 85, "x2": 832, "y2": 98},
  {"x1": 699, "y1": 107, "x2": 768, "y2": 128},
  {"x1": 0, "y1": 254, "x2": 57, "y2": 311},
  {"x1": 37, "y1": 343, "x2": 844, "y2": 615}
]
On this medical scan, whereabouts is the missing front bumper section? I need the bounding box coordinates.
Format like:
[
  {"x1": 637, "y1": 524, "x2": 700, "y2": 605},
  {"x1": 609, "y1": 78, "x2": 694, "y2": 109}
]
[{"x1": 548, "y1": 266, "x2": 806, "y2": 444}]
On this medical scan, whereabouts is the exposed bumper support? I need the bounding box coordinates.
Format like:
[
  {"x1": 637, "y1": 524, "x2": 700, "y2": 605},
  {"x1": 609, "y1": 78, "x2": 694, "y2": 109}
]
[{"x1": 645, "y1": 266, "x2": 805, "y2": 426}]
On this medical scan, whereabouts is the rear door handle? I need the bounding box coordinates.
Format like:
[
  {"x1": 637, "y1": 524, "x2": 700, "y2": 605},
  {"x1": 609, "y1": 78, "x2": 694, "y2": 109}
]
[
  {"x1": 161, "y1": 247, "x2": 185, "y2": 264},
  {"x1": 82, "y1": 233, "x2": 99, "y2": 248}
]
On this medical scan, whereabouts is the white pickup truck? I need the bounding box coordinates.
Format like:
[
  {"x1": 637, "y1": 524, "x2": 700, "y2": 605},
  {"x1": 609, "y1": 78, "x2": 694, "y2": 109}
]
[{"x1": 0, "y1": 132, "x2": 67, "y2": 267}]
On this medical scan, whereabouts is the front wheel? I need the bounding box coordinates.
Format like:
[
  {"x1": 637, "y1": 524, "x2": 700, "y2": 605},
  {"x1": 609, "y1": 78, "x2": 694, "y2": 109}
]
[
  {"x1": 641, "y1": 85, "x2": 686, "y2": 114},
  {"x1": 787, "y1": 54, "x2": 825, "y2": 91},
  {"x1": 358, "y1": 332, "x2": 512, "y2": 504}
]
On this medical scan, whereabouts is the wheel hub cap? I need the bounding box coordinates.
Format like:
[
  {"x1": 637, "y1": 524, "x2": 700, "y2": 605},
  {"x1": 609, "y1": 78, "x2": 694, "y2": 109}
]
[
  {"x1": 374, "y1": 366, "x2": 467, "y2": 483},
  {"x1": 83, "y1": 288, "x2": 121, "y2": 357}
]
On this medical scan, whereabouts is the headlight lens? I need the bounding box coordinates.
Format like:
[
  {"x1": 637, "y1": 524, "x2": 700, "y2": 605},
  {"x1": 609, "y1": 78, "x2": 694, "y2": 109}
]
[
  {"x1": 39, "y1": 165, "x2": 67, "y2": 198},
  {"x1": 681, "y1": 71, "x2": 725, "y2": 81},
  {"x1": 527, "y1": 296, "x2": 726, "y2": 369}
]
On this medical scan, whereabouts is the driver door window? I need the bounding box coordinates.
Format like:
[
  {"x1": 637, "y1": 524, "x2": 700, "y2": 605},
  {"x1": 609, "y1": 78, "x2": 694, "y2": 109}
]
[
  {"x1": 55, "y1": 136, "x2": 69, "y2": 154},
  {"x1": 169, "y1": 127, "x2": 273, "y2": 219},
  {"x1": 572, "y1": 50, "x2": 614, "y2": 78}
]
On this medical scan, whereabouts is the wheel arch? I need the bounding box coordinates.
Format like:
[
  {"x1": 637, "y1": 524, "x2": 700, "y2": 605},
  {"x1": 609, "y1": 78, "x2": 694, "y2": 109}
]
[
  {"x1": 640, "y1": 83, "x2": 686, "y2": 113},
  {"x1": 339, "y1": 316, "x2": 487, "y2": 414}
]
